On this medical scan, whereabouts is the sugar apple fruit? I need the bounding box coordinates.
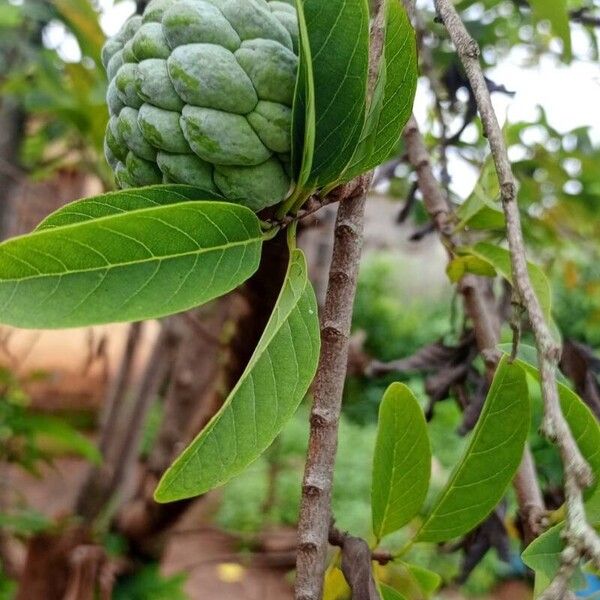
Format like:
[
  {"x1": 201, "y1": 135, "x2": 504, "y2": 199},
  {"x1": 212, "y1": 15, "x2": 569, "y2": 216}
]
[{"x1": 102, "y1": 0, "x2": 298, "y2": 212}]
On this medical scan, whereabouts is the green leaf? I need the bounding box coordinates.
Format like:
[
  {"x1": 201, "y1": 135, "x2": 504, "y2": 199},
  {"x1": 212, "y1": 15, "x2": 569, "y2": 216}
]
[
  {"x1": 26, "y1": 414, "x2": 101, "y2": 464},
  {"x1": 323, "y1": 564, "x2": 351, "y2": 600},
  {"x1": 498, "y1": 344, "x2": 600, "y2": 507},
  {"x1": 455, "y1": 159, "x2": 504, "y2": 231},
  {"x1": 0, "y1": 201, "x2": 262, "y2": 328},
  {"x1": 446, "y1": 254, "x2": 497, "y2": 283},
  {"x1": 296, "y1": 0, "x2": 370, "y2": 189},
  {"x1": 343, "y1": 0, "x2": 417, "y2": 182},
  {"x1": 470, "y1": 242, "x2": 553, "y2": 321},
  {"x1": 113, "y1": 564, "x2": 188, "y2": 600},
  {"x1": 405, "y1": 564, "x2": 441, "y2": 598},
  {"x1": 371, "y1": 383, "x2": 431, "y2": 540},
  {"x1": 154, "y1": 245, "x2": 320, "y2": 502},
  {"x1": 0, "y1": 509, "x2": 52, "y2": 536},
  {"x1": 522, "y1": 523, "x2": 586, "y2": 597},
  {"x1": 529, "y1": 0, "x2": 572, "y2": 61},
  {"x1": 36, "y1": 185, "x2": 221, "y2": 230},
  {"x1": 379, "y1": 583, "x2": 408, "y2": 600},
  {"x1": 415, "y1": 356, "x2": 529, "y2": 542}
]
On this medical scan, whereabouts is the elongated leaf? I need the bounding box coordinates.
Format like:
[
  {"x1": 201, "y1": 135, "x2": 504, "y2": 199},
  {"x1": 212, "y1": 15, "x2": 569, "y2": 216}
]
[
  {"x1": 415, "y1": 357, "x2": 529, "y2": 542},
  {"x1": 372, "y1": 383, "x2": 431, "y2": 540},
  {"x1": 343, "y1": 0, "x2": 417, "y2": 181},
  {"x1": 27, "y1": 414, "x2": 101, "y2": 464},
  {"x1": 290, "y1": 0, "x2": 316, "y2": 193},
  {"x1": 36, "y1": 185, "x2": 222, "y2": 230},
  {"x1": 296, "y1": 0, "x2": 370, "y2": 189},
  {"x1": 154, "y1": 246, "x2": 320, "y2": 501},
  {"x1": 522, "y1": 523, "x2": 586, "y2": 597},
  {"x1": 0, "y1": 201, "x2": 262, "y2": 328},
  {"x1": 470, "y1": 242, "x2": 553, "y2": 321},
  {"x1": 498, "y1": 343, "x2": 600, "y2": 505}
]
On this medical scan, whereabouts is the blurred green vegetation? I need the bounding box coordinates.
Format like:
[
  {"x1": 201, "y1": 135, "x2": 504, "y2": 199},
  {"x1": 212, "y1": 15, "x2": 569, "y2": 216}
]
[{"x1": 0, "y1": 0, "x2": 109, "y2": 183}]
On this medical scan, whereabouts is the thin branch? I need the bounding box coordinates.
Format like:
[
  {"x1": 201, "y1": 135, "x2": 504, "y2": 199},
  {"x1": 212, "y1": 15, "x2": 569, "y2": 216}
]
[
  {"x1": 328, "y1": 526, "x2": 381, "y2": 600},
  {"x1": 98, "y1": 321, "x2": 143, "y2": 454},
  {"x1": 76, "y1": 319, "x2": 180, "y2": 522},
  {"x1": 433, "y1": 1, "x2": 600, "y2": 594},
  {"x1": 412, "y1": 11, "x2": 451, "y2": 190},
  {"x1": 294, "y1": 176, "x2": 371, "y2": 600}
]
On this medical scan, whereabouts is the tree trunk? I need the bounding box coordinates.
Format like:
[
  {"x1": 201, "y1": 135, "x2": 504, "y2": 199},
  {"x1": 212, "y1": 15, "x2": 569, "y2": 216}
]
[
  {"x1": 16, "y1": 322, "x2": 180, "y2": 600},
  {"x1": 117, "y1": 299, "x2": 241, "y2": 546},
  {"x1": 76, "y1": 318, "x2": 181, "y2": 522}
]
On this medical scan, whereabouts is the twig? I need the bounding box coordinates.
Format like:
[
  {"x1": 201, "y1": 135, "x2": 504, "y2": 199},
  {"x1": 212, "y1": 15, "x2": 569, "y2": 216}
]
[
  {"x1": 412, "y1": 10, "x2": 451, "y2": 190},
  {"x1": 98, "y1": 321, "x2": 143, "y2": 454},
  {"x1": 328, "y1": 526, "x2": 381, "y2": 600},
  {"x1": 433, "y1": 1, "x2": 600, "y2": 595},
  {"x1": 276, "y1": 177, "x2": 372, "y2": 229}
]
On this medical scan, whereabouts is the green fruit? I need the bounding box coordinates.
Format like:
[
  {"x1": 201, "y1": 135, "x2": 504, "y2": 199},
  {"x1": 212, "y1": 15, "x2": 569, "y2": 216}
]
[{"x1": 103, "y1": 0, "x2": 298, "y2": 212}]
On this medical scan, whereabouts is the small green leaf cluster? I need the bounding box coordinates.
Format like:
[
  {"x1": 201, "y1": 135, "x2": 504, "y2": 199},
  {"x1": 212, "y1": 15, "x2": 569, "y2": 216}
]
[
  {"x1": 349, "y1": 357, "x2": 528, "y2": 598},
  {"x1": 327, "y1": 351, "x2": 600, "y2": 598}
]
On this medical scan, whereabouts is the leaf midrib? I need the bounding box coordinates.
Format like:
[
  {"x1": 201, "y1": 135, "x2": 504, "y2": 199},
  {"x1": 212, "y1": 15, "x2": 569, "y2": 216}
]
[
  {"x1": 377, "y1": 406, "x2": 414, "y2": 537},
  {"x1": 0, "y1": 237, "x2": 259, "y2": 284},
  {"x1": 417, "y1": 366, "x2": 509, "y2": 537}
]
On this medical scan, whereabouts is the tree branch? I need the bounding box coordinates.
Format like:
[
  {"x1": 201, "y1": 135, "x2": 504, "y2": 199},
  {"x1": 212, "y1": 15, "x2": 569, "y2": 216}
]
[
  {"x1": 294, "y1": 177, "x2": 371, "y2": 600},
  {"x1": 432, "y1": 0, "x2": 600, "y2": 594}
]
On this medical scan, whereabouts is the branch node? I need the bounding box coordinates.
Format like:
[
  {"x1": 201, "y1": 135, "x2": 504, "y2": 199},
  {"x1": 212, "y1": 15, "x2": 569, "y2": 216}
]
[{"x1": 465, "y1": 38, "x2": 480, "y2": 59}]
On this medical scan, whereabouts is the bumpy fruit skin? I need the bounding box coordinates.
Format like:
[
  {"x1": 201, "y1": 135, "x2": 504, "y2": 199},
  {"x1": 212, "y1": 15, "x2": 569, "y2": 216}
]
[{"x1": 103, "y1": 0, "x2": 298, "y2": 211}]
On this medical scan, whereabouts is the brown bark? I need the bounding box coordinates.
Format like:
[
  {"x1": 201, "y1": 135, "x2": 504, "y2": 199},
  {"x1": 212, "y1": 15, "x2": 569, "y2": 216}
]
[
  {"x1": 15, "y1": 526, "x2": 90, "y2": 600},
  {"x1": 117, "y1": 299, "x2": 241, "y2": 545},
  {"x1": 0, "y1": 97, "x2": 24, "y2": 239},
  {"x1": 62, "y1": 545, "x2": 115, "y2": 600},
  {"x1": 329, "y1": 527, "x2": 381, "y2": 600},
  {"x1": 295, "y1": 180, "x2": 371, "y2": 600}
]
